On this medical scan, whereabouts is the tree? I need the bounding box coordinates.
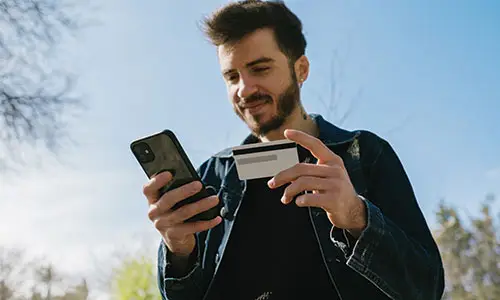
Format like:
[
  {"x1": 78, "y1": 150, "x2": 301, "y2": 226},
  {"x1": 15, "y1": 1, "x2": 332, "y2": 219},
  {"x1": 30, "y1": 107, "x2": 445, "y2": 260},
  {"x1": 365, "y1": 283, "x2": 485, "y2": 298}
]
[
  {"x1": 53, "y1": 279, "x2": 88, "y2": 300},
  {"x1": 0, "y1": 0, "x2": 88, "y2": 170},
  {"x1": 34, "y1": 263, "x2": 62, "y2": 300},
  {"x1": 0, "y1": 246, "x2": 90, "y2": 300},
  {"x1": 111, "y1": 255, "x2": 161, "y2": 300},
  {"x1": 434, "y1": 194, "x2": 500, "y2": 300},
  {"x1": 0, "y1": 247, "x2": 31, "y2": 300}
]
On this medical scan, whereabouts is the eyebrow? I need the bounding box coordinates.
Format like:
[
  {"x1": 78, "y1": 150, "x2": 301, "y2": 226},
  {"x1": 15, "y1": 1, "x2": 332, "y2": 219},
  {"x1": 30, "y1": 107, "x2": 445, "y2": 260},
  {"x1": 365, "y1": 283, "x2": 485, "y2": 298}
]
[{"x1": 223, "y1": 57, "x2": 275, "y2": 77}]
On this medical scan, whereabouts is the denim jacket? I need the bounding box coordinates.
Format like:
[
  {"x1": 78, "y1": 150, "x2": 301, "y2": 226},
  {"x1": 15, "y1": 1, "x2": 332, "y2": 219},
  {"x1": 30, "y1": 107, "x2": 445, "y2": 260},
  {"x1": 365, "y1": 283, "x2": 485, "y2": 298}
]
[{"x1": 157, "y1": 114, "x2": 445, "y2": 300}]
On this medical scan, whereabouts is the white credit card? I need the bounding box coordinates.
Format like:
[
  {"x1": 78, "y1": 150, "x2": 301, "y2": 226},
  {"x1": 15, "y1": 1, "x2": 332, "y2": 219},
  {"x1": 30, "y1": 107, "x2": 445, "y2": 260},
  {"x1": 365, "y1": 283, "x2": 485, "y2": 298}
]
[{"x1": 232, "y1": 139, "x2": 299, "y2": 180}]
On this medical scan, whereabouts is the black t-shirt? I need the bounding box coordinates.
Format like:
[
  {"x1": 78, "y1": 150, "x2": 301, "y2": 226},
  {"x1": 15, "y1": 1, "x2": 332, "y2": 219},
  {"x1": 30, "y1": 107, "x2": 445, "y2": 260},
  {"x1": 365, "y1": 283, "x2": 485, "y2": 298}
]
[{"x1": 211, "y1": 147, "x2": 339, "y2": 300}]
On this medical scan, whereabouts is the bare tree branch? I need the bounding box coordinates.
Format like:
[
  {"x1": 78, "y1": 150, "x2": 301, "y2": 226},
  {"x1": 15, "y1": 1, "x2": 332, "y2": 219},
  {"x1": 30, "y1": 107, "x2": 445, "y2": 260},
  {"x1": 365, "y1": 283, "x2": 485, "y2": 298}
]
[
  {"x1": 0, "y1": 0, "x2": 91, "y2": 171},
  {"x1": 312, "y1": 49, "x2": 362, "y2": 126}
]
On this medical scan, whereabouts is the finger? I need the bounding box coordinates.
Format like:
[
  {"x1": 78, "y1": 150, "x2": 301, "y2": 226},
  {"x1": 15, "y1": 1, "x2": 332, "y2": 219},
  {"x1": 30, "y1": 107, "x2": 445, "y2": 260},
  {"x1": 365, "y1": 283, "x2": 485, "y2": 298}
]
[
  {"x1": 268, "y1": 163, "x2": 339, "y2": 189},
  {"x1": 281, "y1": 176, "x2": 334, "y2": 204},
  {"x1": 294, "y1": 193, "x2": 328, "y2": 208},
  {"x1": 158, "y1": 216, "x2": 223, "y2": 240},
  {"x1": 284, "y1": 129, "x2": 340, "y2": 165},
  {"x1": 148, "y1": 181, "x2": 203, "y2": 220},
  {"x1": 143, "y1": 171, "x2": 174, "y2": 204},
  {"x1": 167, "y1": 195, "x2": 220, "y2": 225}
]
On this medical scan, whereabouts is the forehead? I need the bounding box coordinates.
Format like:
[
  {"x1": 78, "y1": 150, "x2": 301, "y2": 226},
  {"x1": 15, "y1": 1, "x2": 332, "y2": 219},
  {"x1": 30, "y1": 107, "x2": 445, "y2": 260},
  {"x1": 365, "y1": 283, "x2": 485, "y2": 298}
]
[{"x1": 217, "y1": 28, "x2": 287, "y2": 71}]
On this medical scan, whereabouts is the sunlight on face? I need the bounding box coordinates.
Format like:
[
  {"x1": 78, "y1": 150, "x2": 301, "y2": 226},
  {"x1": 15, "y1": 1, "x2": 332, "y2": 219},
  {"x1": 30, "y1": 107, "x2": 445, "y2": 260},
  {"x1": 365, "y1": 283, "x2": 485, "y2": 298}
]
[{"x1": 217, "y1": 28, "x2": 301, "y2": 136}]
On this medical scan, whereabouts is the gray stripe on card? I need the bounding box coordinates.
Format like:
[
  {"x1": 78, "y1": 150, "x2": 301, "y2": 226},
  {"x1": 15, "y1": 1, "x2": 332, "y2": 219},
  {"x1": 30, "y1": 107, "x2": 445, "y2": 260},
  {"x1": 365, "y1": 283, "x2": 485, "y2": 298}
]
[{"x1": 237, "y1": 154, "x2": 277, "y2": 165}]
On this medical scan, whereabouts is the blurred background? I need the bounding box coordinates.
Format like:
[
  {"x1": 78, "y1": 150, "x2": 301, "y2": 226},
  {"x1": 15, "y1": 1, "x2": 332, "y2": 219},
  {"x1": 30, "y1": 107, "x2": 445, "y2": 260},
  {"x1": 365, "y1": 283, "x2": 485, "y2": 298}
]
[{"x1": 0, "y1": 0, "x2": 498, "y2": 299}]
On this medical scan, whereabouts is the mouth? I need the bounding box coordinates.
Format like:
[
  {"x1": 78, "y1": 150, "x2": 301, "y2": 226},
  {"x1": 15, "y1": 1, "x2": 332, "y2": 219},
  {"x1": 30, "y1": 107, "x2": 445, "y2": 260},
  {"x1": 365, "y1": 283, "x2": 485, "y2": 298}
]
[{"x1": 241, "y1": 101, "x2": 269, "y2": 115}]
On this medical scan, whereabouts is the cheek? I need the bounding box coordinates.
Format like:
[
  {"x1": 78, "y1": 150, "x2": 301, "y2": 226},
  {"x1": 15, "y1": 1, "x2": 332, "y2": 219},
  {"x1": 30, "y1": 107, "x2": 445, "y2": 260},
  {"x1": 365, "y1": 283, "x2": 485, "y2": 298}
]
[
  {"x1": 260, "y1": 77, "x2": 286, "y2": 98},
  {"x1": 227, "y1": 86, "x2": 237, "y2": 103}
]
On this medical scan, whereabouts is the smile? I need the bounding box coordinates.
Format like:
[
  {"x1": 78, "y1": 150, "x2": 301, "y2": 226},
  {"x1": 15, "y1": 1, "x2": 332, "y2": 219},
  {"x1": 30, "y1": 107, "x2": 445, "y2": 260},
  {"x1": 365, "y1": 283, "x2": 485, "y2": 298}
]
[{"x1": 242, "y1": 102, "x2": 268, "y2": 114}]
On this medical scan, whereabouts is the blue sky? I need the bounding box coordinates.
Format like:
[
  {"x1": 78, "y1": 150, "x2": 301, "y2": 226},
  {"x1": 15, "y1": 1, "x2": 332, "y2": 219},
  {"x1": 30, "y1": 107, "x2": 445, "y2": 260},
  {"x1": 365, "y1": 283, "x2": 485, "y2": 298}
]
[{"x1": 1, "y1": 0, "x2": 499, "y2": 297}]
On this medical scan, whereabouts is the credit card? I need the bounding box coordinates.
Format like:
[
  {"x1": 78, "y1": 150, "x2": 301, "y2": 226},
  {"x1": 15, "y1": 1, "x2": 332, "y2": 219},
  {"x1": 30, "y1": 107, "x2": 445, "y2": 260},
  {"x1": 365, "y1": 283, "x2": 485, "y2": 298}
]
[{"x1": 232, "y1": 139, "x2": 299, "y2": 180}]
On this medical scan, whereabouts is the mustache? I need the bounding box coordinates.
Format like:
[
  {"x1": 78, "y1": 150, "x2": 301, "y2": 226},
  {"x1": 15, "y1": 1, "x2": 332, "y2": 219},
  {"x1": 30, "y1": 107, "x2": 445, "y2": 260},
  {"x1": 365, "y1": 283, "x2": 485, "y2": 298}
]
[{"x1": 240, "y1": 93, "x2": 272, "y2": 107}]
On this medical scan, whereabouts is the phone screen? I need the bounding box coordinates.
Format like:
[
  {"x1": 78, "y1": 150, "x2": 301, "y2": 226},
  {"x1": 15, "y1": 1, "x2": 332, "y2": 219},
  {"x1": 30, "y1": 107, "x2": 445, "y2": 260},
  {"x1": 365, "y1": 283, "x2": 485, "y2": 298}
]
[{"x1": 131, "y1": 132, "x2": 195, "y2": 192}]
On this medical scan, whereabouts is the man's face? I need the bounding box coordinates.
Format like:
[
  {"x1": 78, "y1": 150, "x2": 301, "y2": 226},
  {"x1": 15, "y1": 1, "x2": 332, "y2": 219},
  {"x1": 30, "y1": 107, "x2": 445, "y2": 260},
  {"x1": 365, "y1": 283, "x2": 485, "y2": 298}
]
[{"x1": 218, "y1": 28, "x2": 301, "y2": 136}]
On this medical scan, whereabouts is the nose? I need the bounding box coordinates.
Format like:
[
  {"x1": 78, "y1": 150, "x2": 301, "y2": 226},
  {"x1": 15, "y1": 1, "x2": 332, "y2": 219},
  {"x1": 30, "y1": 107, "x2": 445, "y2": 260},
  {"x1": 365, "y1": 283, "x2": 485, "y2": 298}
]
[{"x1": 236, "y1": 75, "x2": 258, "y2": 100}]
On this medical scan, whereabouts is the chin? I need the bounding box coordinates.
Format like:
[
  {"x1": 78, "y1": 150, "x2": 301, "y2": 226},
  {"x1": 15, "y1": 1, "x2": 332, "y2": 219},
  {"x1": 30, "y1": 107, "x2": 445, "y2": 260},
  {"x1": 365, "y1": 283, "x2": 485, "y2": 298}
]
[{"x1": 247, "y1": 114, "x2": 271, "y2": 128}]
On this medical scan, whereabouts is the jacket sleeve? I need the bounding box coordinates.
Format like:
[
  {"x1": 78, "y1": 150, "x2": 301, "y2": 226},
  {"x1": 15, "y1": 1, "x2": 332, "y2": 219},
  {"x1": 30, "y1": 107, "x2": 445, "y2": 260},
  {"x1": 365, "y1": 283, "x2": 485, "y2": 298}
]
[
  {"x1": 156, "y1": 158, "x2": 217, "y2": 300},
  {"x1": 336, "y1": 135, "x2": 445, "y2": 300},
  {"x1": 157, "y1": 234, "x2": 207, "y2": 300}
]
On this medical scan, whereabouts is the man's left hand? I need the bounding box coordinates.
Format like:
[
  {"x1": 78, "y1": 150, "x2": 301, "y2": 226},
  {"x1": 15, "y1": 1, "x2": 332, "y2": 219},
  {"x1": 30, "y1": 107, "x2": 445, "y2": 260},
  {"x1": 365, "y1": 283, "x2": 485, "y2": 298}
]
[{"x1": 268, "y1": 129, "x2": 367, "y2": 238}]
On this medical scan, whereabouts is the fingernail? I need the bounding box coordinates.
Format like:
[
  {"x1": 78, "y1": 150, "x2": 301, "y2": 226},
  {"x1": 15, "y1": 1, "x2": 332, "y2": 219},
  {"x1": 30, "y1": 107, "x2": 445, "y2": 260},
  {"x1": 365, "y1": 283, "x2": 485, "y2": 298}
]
[
  {"x1": 280, "y1": 195, "x2": 287, "y2": 204},
  {"x1": 267, "y1": 178, "x2": 275, "y2": 188}
]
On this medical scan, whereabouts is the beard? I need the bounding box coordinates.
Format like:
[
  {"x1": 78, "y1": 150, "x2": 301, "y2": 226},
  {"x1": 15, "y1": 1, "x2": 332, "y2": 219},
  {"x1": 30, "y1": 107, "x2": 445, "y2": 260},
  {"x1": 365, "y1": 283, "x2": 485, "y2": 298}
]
[{"x1": 234, "y1": 72, "x2": 301, "y2": 137}]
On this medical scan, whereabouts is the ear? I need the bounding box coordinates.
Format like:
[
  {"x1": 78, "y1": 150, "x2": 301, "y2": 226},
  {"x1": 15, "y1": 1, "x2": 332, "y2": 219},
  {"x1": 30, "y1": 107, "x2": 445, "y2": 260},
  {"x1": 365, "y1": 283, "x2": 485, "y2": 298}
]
[{"x1": 294, "y1": 55, "x2": 310, "y2": 85}]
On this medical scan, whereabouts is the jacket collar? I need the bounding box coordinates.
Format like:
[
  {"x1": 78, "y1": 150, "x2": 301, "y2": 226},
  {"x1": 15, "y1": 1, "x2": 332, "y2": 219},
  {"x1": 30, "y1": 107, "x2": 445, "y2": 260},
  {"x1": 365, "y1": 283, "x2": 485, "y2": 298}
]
[{"x1": 213, "y1": 114, "x2": 359, "y2": 158}]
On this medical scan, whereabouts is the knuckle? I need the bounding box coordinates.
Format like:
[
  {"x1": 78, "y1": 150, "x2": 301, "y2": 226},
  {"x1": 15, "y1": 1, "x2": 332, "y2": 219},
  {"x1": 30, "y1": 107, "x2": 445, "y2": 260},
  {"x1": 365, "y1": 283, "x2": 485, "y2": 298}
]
[
  {"x1": 142, "y1": 182, "x2": 154, "y2": 197},
  {"x1": 336, "y1": 166, "x2": 346, "y2": 176},
  {"x1": 153, "y1": 218, "x2": 163, "y2": 230},
  {"x1": 302, "y1": 163, "x2": 314, "y2": 175},
  {"x1": 147, "y1": 207, "x2": 156, "y2": 221},
  {"x1": 329, "y1": 165, "x2": 341, "y2": 175}
]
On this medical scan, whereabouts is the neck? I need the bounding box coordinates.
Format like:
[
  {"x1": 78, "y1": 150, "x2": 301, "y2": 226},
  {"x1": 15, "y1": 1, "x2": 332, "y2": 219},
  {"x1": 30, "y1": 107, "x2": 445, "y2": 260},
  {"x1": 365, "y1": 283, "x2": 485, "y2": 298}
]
[{"x1": 258, "y1": 106, "x2": 319, "y2": 142}]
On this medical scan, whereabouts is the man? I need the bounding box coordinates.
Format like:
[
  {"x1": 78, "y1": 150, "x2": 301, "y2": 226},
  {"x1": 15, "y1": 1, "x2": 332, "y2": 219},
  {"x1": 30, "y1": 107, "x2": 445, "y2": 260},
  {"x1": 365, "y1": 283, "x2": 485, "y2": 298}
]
[{"x1": 142, "y1": 1, "x2": 445, "y2": 299}]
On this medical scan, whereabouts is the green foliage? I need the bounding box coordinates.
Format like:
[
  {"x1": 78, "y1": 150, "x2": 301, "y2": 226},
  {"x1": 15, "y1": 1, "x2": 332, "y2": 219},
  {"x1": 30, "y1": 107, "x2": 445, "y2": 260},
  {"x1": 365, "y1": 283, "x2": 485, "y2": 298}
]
[
  {"x1": 111, "y1": 255, "x2": 161, "y2": 300},
  {"x1": 434, "y1": 194, "x2": 500, "y2": 300}
]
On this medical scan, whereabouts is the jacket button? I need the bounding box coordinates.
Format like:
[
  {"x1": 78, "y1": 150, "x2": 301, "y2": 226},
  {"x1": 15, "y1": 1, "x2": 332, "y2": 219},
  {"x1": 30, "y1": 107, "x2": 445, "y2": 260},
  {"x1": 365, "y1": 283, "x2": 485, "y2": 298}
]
[
  {"x1": 215, "y1": 253, "x2": 220, "y2": 263},
  {"x1": 220, "y1": 206, "x2": 228, "y2": 218}
]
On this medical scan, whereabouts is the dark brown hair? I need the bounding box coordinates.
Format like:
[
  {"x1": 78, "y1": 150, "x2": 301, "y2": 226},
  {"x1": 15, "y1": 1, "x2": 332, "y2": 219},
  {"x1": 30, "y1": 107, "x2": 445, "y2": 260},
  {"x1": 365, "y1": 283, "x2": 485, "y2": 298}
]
[{"x1": 202, "y1": 0, "x2": 307, "y2": 63}]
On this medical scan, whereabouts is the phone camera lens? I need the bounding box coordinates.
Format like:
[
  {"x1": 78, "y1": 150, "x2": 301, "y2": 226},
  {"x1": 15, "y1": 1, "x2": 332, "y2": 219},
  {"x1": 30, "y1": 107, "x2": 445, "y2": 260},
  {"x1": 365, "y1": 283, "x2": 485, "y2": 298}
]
[{"x1": 132, "y1": 142, "x2": 155, "y2": 163}]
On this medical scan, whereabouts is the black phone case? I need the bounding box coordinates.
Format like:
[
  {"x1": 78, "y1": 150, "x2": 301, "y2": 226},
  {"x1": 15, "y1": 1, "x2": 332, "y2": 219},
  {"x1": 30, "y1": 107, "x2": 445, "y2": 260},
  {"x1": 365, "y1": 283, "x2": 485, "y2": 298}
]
[{"x1": 130, "y1": 130, "x2": 221, "y2": 222}]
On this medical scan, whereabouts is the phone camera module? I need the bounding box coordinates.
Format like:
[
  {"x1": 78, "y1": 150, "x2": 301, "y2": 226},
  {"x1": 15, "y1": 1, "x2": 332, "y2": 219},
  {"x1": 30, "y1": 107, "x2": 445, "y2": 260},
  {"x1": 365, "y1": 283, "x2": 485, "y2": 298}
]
[{"x1": 132, "y1": 142, "x2": 155, "y2": 163}]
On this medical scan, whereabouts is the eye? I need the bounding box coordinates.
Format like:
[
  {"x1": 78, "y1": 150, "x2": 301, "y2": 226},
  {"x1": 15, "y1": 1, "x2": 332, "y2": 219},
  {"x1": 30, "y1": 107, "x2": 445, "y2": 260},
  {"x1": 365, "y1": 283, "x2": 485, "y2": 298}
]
[
  {"x1": 253, "y1": 67, "x2": 270, "y2": 73},
  {"x1": 226, "y1": 73, "x2": 239, "y2": 83}
]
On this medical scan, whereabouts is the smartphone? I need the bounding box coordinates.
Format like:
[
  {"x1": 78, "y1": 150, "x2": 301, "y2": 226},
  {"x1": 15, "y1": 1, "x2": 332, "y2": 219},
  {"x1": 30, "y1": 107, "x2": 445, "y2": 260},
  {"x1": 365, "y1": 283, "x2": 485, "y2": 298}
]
[{"x1": 130, "y1": 130, "x2": 220, "y2": 222}]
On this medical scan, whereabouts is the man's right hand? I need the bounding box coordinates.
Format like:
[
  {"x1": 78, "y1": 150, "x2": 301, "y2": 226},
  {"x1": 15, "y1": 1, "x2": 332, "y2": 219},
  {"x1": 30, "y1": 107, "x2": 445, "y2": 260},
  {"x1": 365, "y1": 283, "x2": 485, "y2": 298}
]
[{"x1": 143, "y1": 171, "x2": 222, "y2": 257}]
